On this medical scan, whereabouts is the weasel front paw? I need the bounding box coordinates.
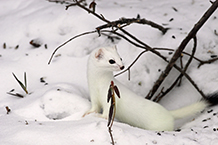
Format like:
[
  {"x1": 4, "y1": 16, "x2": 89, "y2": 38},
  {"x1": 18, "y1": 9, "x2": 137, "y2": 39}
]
[
  {"x1": 82, "y1": 107, "x2": 99, "y2": 117},
  {"x1": 98, "y1": 114, "x2": 108, "y2": 119},
  {"x1": 82, "y1": 110, "x2": 94, "y2": 117}
]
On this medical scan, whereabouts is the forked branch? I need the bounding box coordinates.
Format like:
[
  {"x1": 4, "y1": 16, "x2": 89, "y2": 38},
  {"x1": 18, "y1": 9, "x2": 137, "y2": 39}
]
[
  {"x1": 146, "y1": 0, "x2": 218, "y2": 100},
  {"x1": 153, "y1": 36, "x2": 197, "y2": 102}
]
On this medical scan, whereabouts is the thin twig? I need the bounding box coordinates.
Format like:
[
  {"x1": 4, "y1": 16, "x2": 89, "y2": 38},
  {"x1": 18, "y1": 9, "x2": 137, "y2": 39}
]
[
  {"x1": 48, "y1": 30, "x2": 97, "y2": 64},
  {"x1": 108, "y1": 127, "x2": 115, "y2": 145},
  {"x1": 66, "y1": 0, "x2": 111, "y2": 23},
  {"x1": 153, "y1": 47, "x2": 218, "y2": 67},
  {"x1": 114, "y1": 50, "x2": 147, "y2": 79},
  {"x1": 179, "y1": 37, "x2": 197, "y2": 83},
  {"x1": 101, "y1": 30, "x2": 146, "y2": 49},
  {"x1": 47, "y1": 0, "x2": 71, "y2": 5},
  {"x1": 198, "y1": 57, "x2": 218, "y2": 68},
  {"x1": 178, "y1": 54, "x2": 183, "y2": 86}
]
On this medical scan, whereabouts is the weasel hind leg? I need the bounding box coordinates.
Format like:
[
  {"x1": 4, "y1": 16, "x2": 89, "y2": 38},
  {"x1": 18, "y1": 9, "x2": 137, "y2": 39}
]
[{"x1": 99, "y1": 103, "x2": 111, "y2": 119}]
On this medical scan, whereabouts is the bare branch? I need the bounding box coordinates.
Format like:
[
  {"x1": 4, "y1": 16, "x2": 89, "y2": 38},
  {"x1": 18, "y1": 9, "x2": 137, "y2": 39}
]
[
  {"x1": 96, "y1": 17, "x2": 168, "y2": 34},
  {"x1": 101, "y1": 30, "x2": 207, "y2": 99},
  {"x1": 153, "y1": 36, "x2": 198, "y2": 102},
  {"x1": 146, "y1": 1, "x2": 218, "y2": 100}
]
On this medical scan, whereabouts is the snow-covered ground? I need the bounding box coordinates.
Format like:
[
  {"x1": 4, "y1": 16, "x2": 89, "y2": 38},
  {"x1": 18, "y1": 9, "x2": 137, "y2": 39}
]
[{"x1": 1, "y1": 0, "x2": 218, "y2": 144}]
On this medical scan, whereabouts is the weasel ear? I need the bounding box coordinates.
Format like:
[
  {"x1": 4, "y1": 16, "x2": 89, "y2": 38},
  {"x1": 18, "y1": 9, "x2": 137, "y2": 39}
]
[{"x1": 95, "y1": 48, "x2": 104, "y2": 60}]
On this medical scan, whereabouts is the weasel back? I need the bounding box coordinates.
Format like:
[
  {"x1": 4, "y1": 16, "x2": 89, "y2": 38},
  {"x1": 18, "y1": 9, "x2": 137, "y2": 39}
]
[{"x1": 114, "y1": 81, "x2": 174, "y2": 131}]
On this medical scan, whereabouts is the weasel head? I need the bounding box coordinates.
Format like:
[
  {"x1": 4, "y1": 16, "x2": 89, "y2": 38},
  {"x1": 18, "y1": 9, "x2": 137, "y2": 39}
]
[{"x1": 91, "y1": 46, "x2": 124, "y2": 72}]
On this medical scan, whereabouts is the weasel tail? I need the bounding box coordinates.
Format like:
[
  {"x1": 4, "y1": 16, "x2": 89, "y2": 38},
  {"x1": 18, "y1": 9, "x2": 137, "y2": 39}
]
[
  {"x1": 170, "y1": 93, "x2": 218, "y2": 119},
  {"x1": 83, "y1": 46, "x2": 218, "y2": 131}
]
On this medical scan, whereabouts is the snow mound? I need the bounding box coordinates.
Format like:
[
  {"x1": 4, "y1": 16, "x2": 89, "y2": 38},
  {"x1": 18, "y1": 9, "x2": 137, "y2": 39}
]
[
  {"x1": 41, "y1": 85, "x2": 90, "y2": 120},
  {"x1": 15, "y1": 83, "x2": 90, "y2": 121}
]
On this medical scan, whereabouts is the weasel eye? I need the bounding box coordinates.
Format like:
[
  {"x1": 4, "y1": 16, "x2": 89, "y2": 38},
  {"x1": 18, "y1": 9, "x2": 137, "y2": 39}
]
[{"x1": 109, "y1": 59, "x2": 116, "y2": 64}]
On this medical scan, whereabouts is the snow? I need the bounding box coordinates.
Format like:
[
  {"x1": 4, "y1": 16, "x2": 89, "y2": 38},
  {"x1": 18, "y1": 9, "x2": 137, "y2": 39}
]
[{"x1": 0, "y1": 0, "x2": 218, "y2": 144}]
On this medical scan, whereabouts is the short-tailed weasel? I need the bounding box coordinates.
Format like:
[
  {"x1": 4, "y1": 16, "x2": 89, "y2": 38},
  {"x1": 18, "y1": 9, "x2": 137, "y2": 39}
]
[{"x1": 83, "y1": 46, "x2": 218, "y2": 131}]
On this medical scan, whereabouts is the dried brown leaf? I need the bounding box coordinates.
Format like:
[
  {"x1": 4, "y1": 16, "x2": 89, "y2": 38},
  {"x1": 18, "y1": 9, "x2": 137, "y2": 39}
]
[
  {"x1": 107, "y1": 87, "x2": 112, "y2": 103},
  {"x1": 107, "y1": 105, "x2": 114, "y2": 127},
  {"x1": 114, "y1": 85, "x2": 120, "y2": 98}
]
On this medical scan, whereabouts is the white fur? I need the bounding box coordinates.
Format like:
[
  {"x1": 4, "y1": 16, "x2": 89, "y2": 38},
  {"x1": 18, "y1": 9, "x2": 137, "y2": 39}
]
[{"x1": 84, "y1": 46, "x2": 208, "y2": 131}]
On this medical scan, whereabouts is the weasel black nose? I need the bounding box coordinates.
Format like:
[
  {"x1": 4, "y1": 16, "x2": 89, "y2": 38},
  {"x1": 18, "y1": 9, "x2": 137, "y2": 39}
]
[{"x1": 120, "y1": 66, "x2": 125, "y2": 70}]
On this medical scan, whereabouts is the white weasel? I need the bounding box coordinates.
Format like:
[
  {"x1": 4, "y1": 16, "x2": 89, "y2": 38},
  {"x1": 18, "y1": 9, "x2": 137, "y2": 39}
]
[{"x1": 84, "y1": 46, "x2": 217, "y2": 131}]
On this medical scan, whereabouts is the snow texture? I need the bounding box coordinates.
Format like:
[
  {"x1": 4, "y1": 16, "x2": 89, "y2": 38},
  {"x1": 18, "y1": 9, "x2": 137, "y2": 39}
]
[{"x1": 0, "y1": 0, "x2": 218, "y2": 144}]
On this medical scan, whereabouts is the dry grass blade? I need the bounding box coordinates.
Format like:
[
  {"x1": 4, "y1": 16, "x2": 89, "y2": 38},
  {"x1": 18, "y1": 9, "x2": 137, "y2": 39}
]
[
  {"x1": 7, "y1": 92, "x2": 24, "y2": 98},
  {"x1": 12, "y1": 72, "x2": 28, "y2": 94},
  {"x1": 24, "y1": 72, "x2": 27, "y2": 89}
]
